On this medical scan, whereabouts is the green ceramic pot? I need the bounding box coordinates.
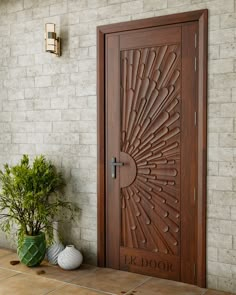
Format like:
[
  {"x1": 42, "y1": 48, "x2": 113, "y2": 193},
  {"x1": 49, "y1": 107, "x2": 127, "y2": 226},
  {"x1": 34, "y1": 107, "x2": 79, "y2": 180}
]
[{"x1": 17, "y1": 232, "x2": 46, "y2": 267}]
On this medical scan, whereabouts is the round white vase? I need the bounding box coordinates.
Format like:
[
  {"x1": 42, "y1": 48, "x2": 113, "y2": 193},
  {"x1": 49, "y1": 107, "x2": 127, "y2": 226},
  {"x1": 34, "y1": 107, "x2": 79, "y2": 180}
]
[
  {"x1": 58, "y1": 245, "x2": 83, "y2": 270},
  {"x1": 47, "y1": 221, "x2": 64, "y2": 265}
]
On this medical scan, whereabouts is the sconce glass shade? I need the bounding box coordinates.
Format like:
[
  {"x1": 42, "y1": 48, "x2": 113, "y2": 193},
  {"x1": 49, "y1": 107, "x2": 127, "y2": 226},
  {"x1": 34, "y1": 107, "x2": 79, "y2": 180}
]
[{"x1": 45, "y1": 23, "x2": 60, "y2": 56}]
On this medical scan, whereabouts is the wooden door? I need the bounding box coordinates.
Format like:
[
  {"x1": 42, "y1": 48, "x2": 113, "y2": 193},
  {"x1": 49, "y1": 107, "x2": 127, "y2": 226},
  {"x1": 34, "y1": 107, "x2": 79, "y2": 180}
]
[{"x1": 98, "y1": 10, "x2": 207, "y2": 287}]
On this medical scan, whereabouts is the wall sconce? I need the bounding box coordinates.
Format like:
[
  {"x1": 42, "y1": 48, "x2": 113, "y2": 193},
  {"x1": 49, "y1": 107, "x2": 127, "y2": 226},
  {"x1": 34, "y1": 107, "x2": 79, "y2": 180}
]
[{"x1": 45, "y1": 23, "x2": 61, "y2": 57}]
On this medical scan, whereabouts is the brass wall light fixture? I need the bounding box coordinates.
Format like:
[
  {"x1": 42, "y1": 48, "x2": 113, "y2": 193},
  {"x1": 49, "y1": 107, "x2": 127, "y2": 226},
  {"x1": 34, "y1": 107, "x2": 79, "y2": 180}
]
[{"x1": 45, "y1": 23, "x2": 61, "y2": 57}]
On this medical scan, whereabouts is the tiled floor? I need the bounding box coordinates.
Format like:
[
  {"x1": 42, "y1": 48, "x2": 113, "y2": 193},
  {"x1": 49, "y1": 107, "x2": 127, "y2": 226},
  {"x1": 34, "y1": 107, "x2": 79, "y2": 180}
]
[{"x1": 0, "y1": 248, "x2": 234, "y2": 295}]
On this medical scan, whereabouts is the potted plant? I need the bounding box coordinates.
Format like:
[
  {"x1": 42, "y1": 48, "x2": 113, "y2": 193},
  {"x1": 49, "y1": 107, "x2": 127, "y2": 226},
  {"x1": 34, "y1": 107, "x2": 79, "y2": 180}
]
[{"x1": 0, "y1": 154, "x2": 73, "y2": 267}]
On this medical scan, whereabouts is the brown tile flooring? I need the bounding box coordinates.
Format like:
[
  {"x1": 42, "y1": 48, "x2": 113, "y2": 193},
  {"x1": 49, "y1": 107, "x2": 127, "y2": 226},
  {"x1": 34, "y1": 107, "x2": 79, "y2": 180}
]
[{"x1": 0, "y1": 248, "x2": 233, "y2": 295}]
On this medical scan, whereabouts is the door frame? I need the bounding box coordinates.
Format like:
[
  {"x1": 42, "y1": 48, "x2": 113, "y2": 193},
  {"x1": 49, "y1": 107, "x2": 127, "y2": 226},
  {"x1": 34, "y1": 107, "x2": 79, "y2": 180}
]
[{"x1": 97, "y1": 9, "x2": 208, "y2": 287}]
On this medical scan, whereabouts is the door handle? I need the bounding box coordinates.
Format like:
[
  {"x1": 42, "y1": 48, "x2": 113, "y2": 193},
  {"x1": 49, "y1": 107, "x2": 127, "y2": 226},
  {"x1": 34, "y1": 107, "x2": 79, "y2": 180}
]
[{"x1": 111, "y1": 157, "x2": 124, "y2": 179}]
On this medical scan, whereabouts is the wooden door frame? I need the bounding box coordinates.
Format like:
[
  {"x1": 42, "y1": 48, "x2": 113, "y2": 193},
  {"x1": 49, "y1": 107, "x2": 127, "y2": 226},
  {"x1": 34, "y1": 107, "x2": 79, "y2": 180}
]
[{"x1": 97, "y1": 9, "x2": 208, "y2": 287}]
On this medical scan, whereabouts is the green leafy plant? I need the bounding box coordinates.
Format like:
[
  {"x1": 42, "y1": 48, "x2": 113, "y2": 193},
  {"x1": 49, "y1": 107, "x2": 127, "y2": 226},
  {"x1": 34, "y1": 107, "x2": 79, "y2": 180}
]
[{"x1": 0, "y1": 155, "x2": 73, "y2": 246}]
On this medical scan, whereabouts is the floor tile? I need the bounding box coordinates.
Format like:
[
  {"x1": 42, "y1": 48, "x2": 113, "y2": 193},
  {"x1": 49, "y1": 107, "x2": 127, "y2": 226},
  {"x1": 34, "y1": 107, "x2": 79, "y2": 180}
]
[
  {"x1": 0, "y1": 268, "x2": 18, "y2": 281},
  {"x1": 0, "y1": 248, "x2": 14, "y2": 258},
  {"x1": 50, "y1": 283, "x2": 111, "y2": 294},
  {"x1": 0, "y1": 273, "x2": 65, "y2": 295},
  {"x1": 71, "y1": 268, "x2": 150, "y2": 294},
  {"x1": 126, "y1": 278, "x2": 206, "y2": 295},
  {"x1": 0, "y1": 248, "x2": 232, "y2": 295},
  {"x1": 0, "y1": 253, "x2": 96, "y2": 282},
  {"x1": 205, "y1": 290, "x2": 233, "y2": 295}
]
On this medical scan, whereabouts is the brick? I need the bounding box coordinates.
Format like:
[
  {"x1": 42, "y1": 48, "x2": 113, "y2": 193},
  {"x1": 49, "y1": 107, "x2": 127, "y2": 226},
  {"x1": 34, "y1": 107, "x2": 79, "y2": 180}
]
[
  {"x1": 218, "y1": 277, "x2": 234, "y2": 293},
  {"x1": 209, "y1": 45, "x2": 219, "y2": 60},
  {"x1": 61, "y1": 110, "x2": 80, "y2": 121},
  {"x1": 209, "y1": 15, "x2": 220, "y2": 31},
  {"x1": 67, "y1": 12, "x2": 80, "y2": 25},
  {"x1": 76, "y1": 83, "x2": 96, "y2": 96},
  {"x1": 58, "y1": 85, "x2": 75, "y2": 97},
  {"x1": 208, "y1": 133, "x2": 219, "y2": 147},
  {"x1": 121, "y1": 1, "x2": 143, "y2": 15},
  {"x1": 11, "y1": 122, "x2": 34, "y2": 133},
  {"x1": 68, "y1": 0, "x2": 88, "y2": 12},
  {"x1": 52, "y1": 122, "x2": 71, "y2": 133},
  {"x1": 207, "y1": 275, "x2": 217, "y2": 289},
  {"x1": 208, "y1": 103, "x2": 220, "y2": 118},
  {"x1": 209, "y1": 88, "x2": 231, "y2": 103},
  {"x1": 33, "y1": 6, "x2": 49, "y2": 19},
  {"x1": 79, "y1": 9, "x2": 97, "y2": 23},
  {"x1": 208, "y1": 233, "x2": 232, "y2": 250},
  {"x1": 16, "y1": 9, "x2": 33, "y2": 22},
  {"x1": 143, "y1": 0, "x2": 167, "y2": 12},
  {"x1": 62, "y1": 133, "x2": 80, "y2": 145},
  {"x1": 7, "y1": 0, "x2": 24, "y2": 13},
  {"x1": 206, "y1": 0, "x2": 234, "y2": 15},
  {"x1": 79, "y1": 157, "x2": 97, "y2": 169},
  {"x1": 231, "y1": 207, "x2": 236, "y2": 220},
  {"x1": 219, "y1": 162, "x2": 236, "y2": 177},
  {"x1": 35, "y1": 76, "x2": 52, "y2": 88},
  {"x1": 208, "y1": 247, "x2": 218, "y2": 262},
  {"x1": 50, "y1": 1, "x2": 67, "y2": 16},
  {"x1": 11, "y1": 111, "x2": 26, "y2": 122},
  {"x1": 209, "y1": 118, "x2": 233, "y2": 133},
  {"x1": 70, "y1": 24, "x2": 89, "y2": 36},
  {"x1": 44, "y1": 133, "x2": 61, "y2": 144},
  {"x1": 80, "y1": 109, "x2": 96, "y2": 121},
  {"x1": 79, "y1": 35, "x2": 96, "y2": 47},
  {"x1": 210, "y1": 59, "x2": 234, "y2": 74},
  {"x1": 52, "y1": 74, "x2": 70, "y2": 86},
  {"x1": 97, "y1": 4, "x2": 121, "y2": 19},
  {"x1": 0, "y1": 134, "x2": 11, "y2": 144},
  {"x1": 208, "y1": 176, "x2": 232, "y2": 191},
  {"x1": 209, "y1": 29, "x2": 234, "y2": 45},
  {"x1": 208, "y1": 161, "x2": 218, "y2": 176},
  {"x1": 81, "y1": 227, "x2": 97, "y2": 241},
  {"x1": 68, "y1": 96, "x2": 87, "y2": 109},
  {"x1": 213, "y1": 73, "x2": 236, "y2": 89},
  {"x1": 26, "y1": 110, "x2": 61, "y2": 122},
  {"x1": 27, "y1": 133, "x2": 44, "y2": 144},
  {"x1": 208, "y1": 205, "x2": 231, "y2": 219},
  {"x1": 212, "y1": 191, "x2": 236, "y2": 206},
  {"x1": 220, "y1": 43, "x2": 236, "y2": 59},
  {"x1": 131, "y1": 12, "x2": 154, "y2": 21},
  {"x1": 51, "y1": 97, "x2": 68, "y2": 110},
  {"x1": 218, "y1": 220, "x2": 236, "y2": 235},
  {"x1": 0, "y1": 25, "x2": 10, "y2": 37},
  {"x1": 35, "y1": 144, "x2": 61, "y2": 155},
  {"x1": 80, "y1": 133, "x2": 96, "y2": 144},
  {"x1": 221, "y1": 103, "x2": 236, "y2": 117},
  {"x1": 27, "y1": 65, "x2": 43, "y2": 77},
  {"x1": 88, "y1": 0, "x2": 107, "y2": 8},
  {"x1": 208, "y1": 147, "x2": 233, "y2": 162},
  {"x1": 221, "y1": 13, "x2": 236, "y2": 29},
  {"x1": 18, "y1": 55, "x2": 35, "y2": 66},
  {"x1": 34, "y1": 122, "x2": 52, "y2": 133},
  {"x1": 71, "y1": 121, "x2": 96, "y2": 133},
  {"x1": 220, "y1": 133, "x2": 236, "y2": 147},
  {"x1": 19, "y1": 144, "x2": 36, "y2": 154},
  {"x1": 33, "y1": 99, "x2": 50, "y2": 110}
]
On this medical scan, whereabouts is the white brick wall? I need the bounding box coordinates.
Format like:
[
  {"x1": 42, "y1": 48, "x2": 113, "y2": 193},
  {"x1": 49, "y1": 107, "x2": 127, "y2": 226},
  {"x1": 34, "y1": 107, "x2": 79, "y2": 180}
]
[{"x1": 0, "y1": 0, "x2": 235, "y2": 292}]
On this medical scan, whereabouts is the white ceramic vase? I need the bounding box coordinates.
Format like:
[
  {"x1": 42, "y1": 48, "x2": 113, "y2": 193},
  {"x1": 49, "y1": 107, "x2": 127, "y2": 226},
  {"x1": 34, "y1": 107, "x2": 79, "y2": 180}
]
[
  {"x1": 47, "y1": 221, "x2": 64, "y2": 265},
  {"x1": 58, "y1": 245, "x2": 83, "y2": 270}
]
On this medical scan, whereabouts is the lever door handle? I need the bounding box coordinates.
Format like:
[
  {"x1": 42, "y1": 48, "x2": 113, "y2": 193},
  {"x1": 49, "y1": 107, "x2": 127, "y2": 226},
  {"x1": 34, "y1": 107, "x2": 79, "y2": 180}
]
[{"x1": 111, "y1": 157, "x2": 124, "y2": 179}]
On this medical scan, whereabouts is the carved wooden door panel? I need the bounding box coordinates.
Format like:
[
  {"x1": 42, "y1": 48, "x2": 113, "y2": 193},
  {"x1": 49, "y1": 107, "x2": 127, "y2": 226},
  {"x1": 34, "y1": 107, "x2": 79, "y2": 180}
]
[{"x1": 106, "y1": 23, "x2": 198, "y2": 284}]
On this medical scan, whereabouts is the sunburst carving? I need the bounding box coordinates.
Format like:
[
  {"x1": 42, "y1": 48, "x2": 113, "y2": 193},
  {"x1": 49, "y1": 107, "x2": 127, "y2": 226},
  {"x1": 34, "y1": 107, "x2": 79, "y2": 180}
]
[{"x1": 120, "y1": 45, "x2": 181, "y2": 256}]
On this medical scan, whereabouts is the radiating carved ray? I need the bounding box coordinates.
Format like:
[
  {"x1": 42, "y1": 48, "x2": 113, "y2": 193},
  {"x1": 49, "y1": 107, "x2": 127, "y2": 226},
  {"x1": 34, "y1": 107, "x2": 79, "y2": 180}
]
[
  {"x1": 120, "y1": 43, "x2": 181, "y2": 255},
  {"x1": 137, "y1": 185, "x2": 178, "y2": 234},
  {"x1": 132, "y1": 50, "x2": 141, "y2": 89},
  {"x1": 123, "y1": 188, "x2": 139, "y2": 248}
]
